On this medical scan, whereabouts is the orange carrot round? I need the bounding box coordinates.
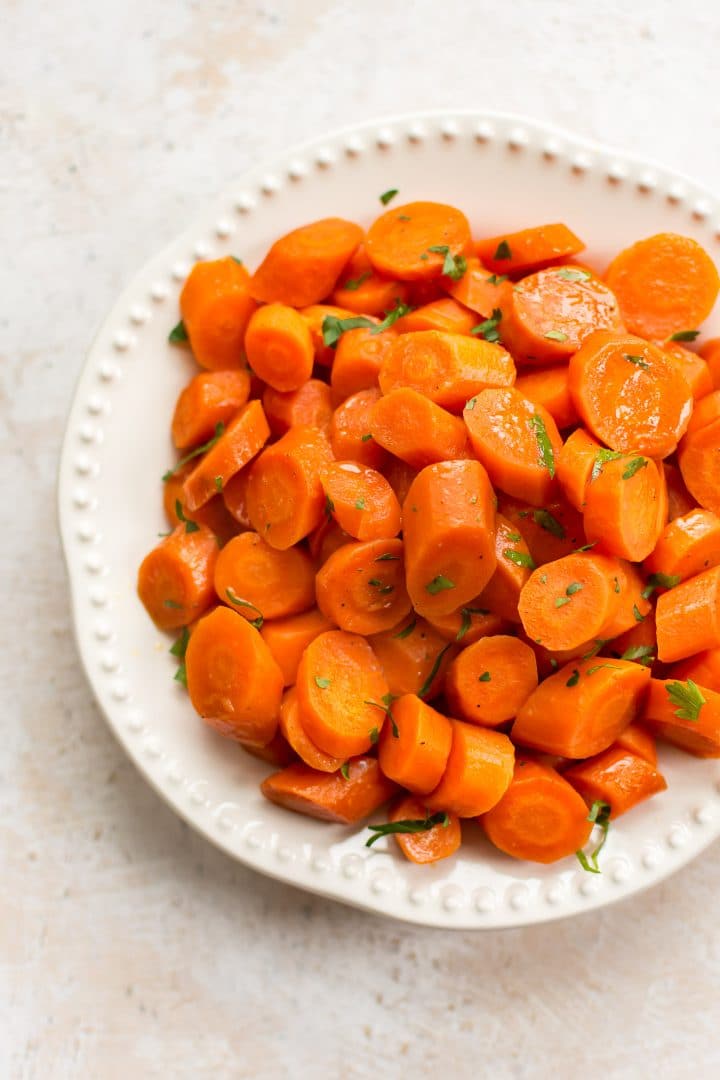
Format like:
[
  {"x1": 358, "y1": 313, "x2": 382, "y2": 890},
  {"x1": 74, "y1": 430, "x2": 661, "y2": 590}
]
[
  {"x1": 644, "y1": 509, "x2": 720, "y2": 583},
  {"x1": 164, "y1": 465, "x2": 239, "y2": 545},
  {"x1": 370, "y1": 387, "x2": 468, "y2": 469},
  {"x1": 262, "y1": 379, "x2": 333, "y2": 437},
  {"x1": 700, "y1": 337, "x2": 720, "y2": 390},
  {"x1": 249, "y1": 218, "x2": 364, "y2": 307},
  {"x1": 386, "y1": 795, "x2": 462, "y2": 864},
  {"x1": 369, "y1": 617, "x2": 455, "y2": 700},
  {"x1": 137, "y1": 524, "x2": 219, "y2": 631},
  {"x1": 214, "y1": 530, "x2": 315, "y2": 622},
  {"x1": 478, "y1": 514, "x2": 534, "y2": 622},
  {"x1": 424, "y1": 606, "x2": 507, "y2": 645},
  {"x1": 300, "y1": 303, "x2": 355, "y2": 367},
  {"x1": 663, "y1": 462, "x2": 697, "y2": 521},
  {"x1": 614, "y1": 722, "x2": 658, "y2": 765},
  {"x1": 244, "y1": 302, "x2": 314, "y2": 392},
  {"x1": 377, "y1": 695, "x2": 453, "y2": 795},
  {"x1": 661, "y1": 342, "x2": 714, "y2": 401},
  {"x1": 672, "y1": 649, "x2": 720, "y2": 694},
  {"x1": 320, "y1": 461, "x2": 401, "y2": 541},
  {"x1": 443, "y1": 256, "x2": 508, "y2": 318},
  {"x1": 497, "y1": 496, "x2": 587, "y2": 566},
  {"x1": 179, "y1": 257, "x2": 258, "y2": 370},
  {"x1": 307, "y1": 516, "x2": 353, "y2": 565},
  {"x1": 656, "y1": 566, "x2": 720, "y2": 662},
  {"x1": 261, "y1": 756, "x2": 397, "y2": 823},
  {"x1": 331, "y1": 243, "x2": 410, "y2": 315},
  {"x1": 444, "y1": 635, "x2": 538, "y2": 727},
  {"x1": 555, "y1": 428, "x2": 602, "y2": 512},
  {"x1": 182, "y1": 400, "x2": 271, "y2": 512},
  {"x1": 260, "y1": 608, "x2": 335, "y2": 686},
  {"x1": 518, "y1": 551, "x2": 624, "y2": 652},
  {"x1": 476, "y1": 223, "x2": 585, "y2": 276},
  {"x1": 365, "y1": 201, "x2": 471, "y2": 281},
  {"x1": 565, "y1": 746, "x2": 667, "y2": 817},
  {"x1": 515, "y1": 365, "x2": 579, "y2": 430},
  {"x1": 425, "y1": 721, "x2": 515, "y2": 817},
  {"x1": 583, "y1": 453, "x2": 664, "y2": 562},
  {"x1": 686, "y1": 389, "x2": 720, "y2": 437},
  {"x1": 220, "y1": 466, "x2": 252, "y2": 528},
  {"x1": 278, "y1": 688, "x2": 344, "y2": 773},
  {"x1": 315, "y1": 538, "x2": 411, "y2": 635},
  {"x1": 643, "y1": 677, "x2": 720, "y2": 757},
  {"x1": 171, "y1": 370, "x2": 251, "y2": 450},
  {"x1": 678, "y1": 418, "x2": 720, "y2": 515},
  {"x1": 330, "y1": 387, "x2": 388, "y2": 470},
  {"x1": 330, "y1": 327, "x2": 395, "y2": 404}
]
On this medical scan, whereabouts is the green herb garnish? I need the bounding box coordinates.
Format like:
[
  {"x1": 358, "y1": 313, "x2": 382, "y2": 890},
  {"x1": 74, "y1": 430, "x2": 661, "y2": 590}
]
[
  {"x1": 590, "y1": 448, "x2": 623, "y2": 482},
  {"x1": 641, "y1": 572, "x2": 681, "y2": 599},
  {"x1": 666, "y1": 679, "x2": 705, "y2": 722},
  {"x1": 530, "y1": 413, "x2": 555, "y2": 477},
  {"x1": 487, "y1": 273, "x2": 509, "y2": 285},
  {"x1": 576, "y1": 800, "x2": 611, "y2": 874},
  {"x1": 426, "y1": 574, "x2": 456, "y2": 595},
  {"x1": 168, "y1": 320, "x2": 188, "y2": 344},
  {"x1": 427, "y1": 245, "x2": 467, "y2": 281},
  {"x1": 544, "y1": 330, "x2": 568, "y2": 343},
  {"x1": 375, "y1": 552, "x2": 400, "y2": 562},
  {"x1": 380, "y1": 188, "x2": 399, "y2": 205},
  {"x1": 633, "y1": 604, "x2": 646, "y2": 622},
  {"x1": 175, "y1": 500, "x2": 199, "y2": 534},
  {"x1": 225, "y1": 588, "x2": 264, "y2": 629},
  {"x1": 315, "y1": 675, "x2": 331, "y2": 689},
  {"x1": 393, "y1": 618, "x2": 416, "y2": 640},
  {"x1": 342, "y1": 270, "x2": 371, "y2": 291},
  {"x1": 366, "y1": 810, "x2": 449, "y2": 847},
  {"x1": 340, "y1": 762, "x2": 351, "y2": 780},
  {"x1": 418, "y1": 644, "x2": 452, "y2": 699},
  {"x1": 162, "y1": 422, "x2": 226, "y2": 481},
  {"x1": 620, "y1": 645, "x2": 655, "y2": 665},
  {"x1": 669, "y1": 329, "x2": 700, "y2": 342},
  {"x1": 456, "y1": 607, "x2": 490, "y2": 642},
  {"x1": 493, "y1": 240, "x2": 512, "y2": 261},
  {"x1": 364, "y1": 694, "x2": 399, "y2": 737},
  {"x1": 623, "y1": 353, "x2": 650, "y2": 369},
  {"x1": 321, "y1": 301, "x2": 412, "y2": 346},
  {"x1": 471, "y1": 307, "x2": 502, "y2": 343},
  {"x1": 622, "y1": 456, "x2": 648, "y2": 480},
  {"x1": 503, "y1": 548, "x2": 536, "y2": 569},
  {"x1": 533, "y1": 509, "x2": 565, "y2": 539},
  {"x1": 557, "y1": 268, "x2": 591, "y2": 282},
  {"x1": 566, "y1": 668, "x2": 580, "y2": 687},
  {"x1": 478, "y1": 671, "x2": 491, "y2": 683}
]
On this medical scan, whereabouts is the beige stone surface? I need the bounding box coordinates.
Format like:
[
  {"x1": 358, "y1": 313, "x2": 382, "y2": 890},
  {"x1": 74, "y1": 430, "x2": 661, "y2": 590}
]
[{"x1": 3, "y1": 1, "x2": 720, "y2": 1076}]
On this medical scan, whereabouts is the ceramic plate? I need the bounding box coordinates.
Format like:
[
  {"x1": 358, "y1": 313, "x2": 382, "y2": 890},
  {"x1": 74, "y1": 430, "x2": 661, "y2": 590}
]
[{"x1": 59, "y1": 111, "x2": 720, "y2": 928}]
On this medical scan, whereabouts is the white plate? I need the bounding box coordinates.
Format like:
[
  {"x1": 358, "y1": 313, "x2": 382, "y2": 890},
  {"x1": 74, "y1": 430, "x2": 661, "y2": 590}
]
[{"x1": 59, "y1": 110, "x2": 720, "y2": 929}]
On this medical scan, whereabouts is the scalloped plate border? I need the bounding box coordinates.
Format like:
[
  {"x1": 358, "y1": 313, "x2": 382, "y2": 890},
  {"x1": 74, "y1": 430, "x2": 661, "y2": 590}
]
[{"x1": 58, "y1": 110, "x2": 720, "y2": 929}]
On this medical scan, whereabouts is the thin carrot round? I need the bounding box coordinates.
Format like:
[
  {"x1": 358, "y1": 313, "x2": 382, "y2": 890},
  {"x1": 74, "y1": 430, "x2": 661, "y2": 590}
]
[
  {"x1": 655, "y1": 566, "x2": 720, "y2": 662},
  {"x1": 244, "y1": 302, "x2": 314, "y2": 392},
  {"x1": 614, "y1": 723, "x2": 658, "y2": 765},
  {"x1": 643, "y1": 678, "x2": 720, "y2": 758},
  {"x1": 565, "y1": 746, "x2": 667, "y2": 817},
  {"x1": 444, "y1": 635, "x2": 538, "y2": 727},
  {"x1": 262, "y1": 379, "x2": 333, "y2": 437},
  {"x1": 320, "y1": 461, "x2": 402, "y2": 541},
  {"x1": 179, "y1": 256, "x2": 258, "y2": 370},
  {"x1": 260, "y1": 608, "x2": 335, "y2": 686},
  {"x1": 515, "y1": 365, "x2": 579, "y2": 430},
  {"x1": 425, "y1": 721, "x2": 515, "y2": 818},
  {"x1": 476, "y1": 223, "x2": 585, "y2": 276},
  {"x1": 672, "y1": 649, "x2": 720, "y2": 694},
  {"x1": 678, "y1": 418, "x2": 720, "y2": 515},
  {"x1": 249, "y1": 217, "x2": 364, "y2": 307},
  {"x1": 330, "y1": 387, "x2": 388, "y2": 470},
  {"x1": 365, "y1": 201, "x2": 471, "y2": 281},
  {"x1": 443, "y1": 256, "x2": 507, "y2": 318},
  {"x1": 331, "y1": 244, "x2": 410, "y2": 316},
  {"x1": 478, "y1": 514, "x2": 534, "y2": 622},
  {"x1": 661, "y1": 342, "x2": 714, "y2": 401},
  {"x1": 137, "y1": 524, "x2": 219, "y2": 631},
  {"x1": 583, "y1": 453, "x2": 664, "y2": 562},
  {"x1": 423, "y1": 606, "x2": 508, "y2": 645},
  {"x1": 387, "y1": 795, "x2": 462, "y2": 864},
  {"x1": 370, "y1": 387, "x2": 468, "y2": 469},
  {"x1": 663, "y1": 462, "x2": 697, "y2": 521},
  {"x1": 369, "y1": 617, "x2": 455, "y2": 700},
  {"x1": 377, "y1": 695, "x2": 453, "y2": 795},
  {"x1": 555, "y1": 427, "x2": 603, "y2": 512},
  {"x1": 686, "y1": 389, "x2": 720, "y2": 437},
  {"x1": 644, "y1": 509, "x2": 720, "y2": 582},
  {"x1": 394, "y1": 298, "x2": 477, "y2": 336},
  {"x1": 307, "y1": 516, "x2": 353, "y2": 566},
  {"x1": 518, "y1": 551, "x2": 624, "y2": 652},
  {"x1": 497, "y1": 495, "x2": 587, "y2": 566},
  {"x1": 330, "y1": 327, "x2": 395, "y2": 404},
  {"x1": 181, "y1": 399, "x2": 271, "y2": 512},
  {"x1": 260, "y1": 756, "x2": 398, "y2": 824},
  {"x1": 278, "y1": 688, "x2": 344, "y2": 773},
  {"x1": 171, "y1": 370, "x2": 251, "y2": 450},
  {"x1": 214, "y1": 531, "x2": 315, "y2": 622},
  {"x1": 315, "y1": 538, "x2": 412, "y2": 635}
]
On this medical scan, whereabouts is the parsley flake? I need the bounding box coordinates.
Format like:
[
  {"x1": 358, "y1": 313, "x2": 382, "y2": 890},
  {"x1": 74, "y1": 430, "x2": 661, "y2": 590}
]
[
  {"x1": 426, "y1": 574, "x2": 456, "y2": 595},
  {"x1": 366, "y1": 811, "x2": 449, "y2": 847},
  {"x1": 666, "y1": 679, "x2": 705, "y2": 722},
  {"x1": 493, "y1": 240, "x2": 512, "y2": 261},
  {"x1": 529, "y1": 413, "x2": 556, "y2": 477},
  {"x1": 168, "y1": 320, "x2": 188, "y2": 344},
  {"x1": 163, "y1": 422, "x2": 226, "y2": 481},
  {"x1": 471, "y1": 308, "x2": 502, "y2": 343},
  {"x1": 669, "y1": 329, "x2": 700, "y2": 342},
  {"x1": 175, "y1": 500, "x2": 200, "y2": 534},
  {"x1": 380, "y1": 188, "x2": 398, "y2": 205},
  {"x1": 225, "y1": 588, "x2": 264, "y2": 628}
]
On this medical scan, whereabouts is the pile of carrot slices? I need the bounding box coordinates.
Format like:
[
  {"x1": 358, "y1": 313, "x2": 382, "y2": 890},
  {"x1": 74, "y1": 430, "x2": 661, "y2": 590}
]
[{"x1": 138, "y1": 196, "x2": 720, "y2": 871}]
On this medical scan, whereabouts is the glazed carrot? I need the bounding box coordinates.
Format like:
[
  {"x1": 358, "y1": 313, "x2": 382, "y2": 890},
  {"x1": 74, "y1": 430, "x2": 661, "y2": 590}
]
[
  {"x1": 214, "y1": 531, "x2": 315, "y2": 622},
  {"x1": 568, "y1": 331, "x2": 693, "y2": 457},
  {"x1": 261, "y1": 756, "x2": 398, "y2": 824},
  {"x1": 330, "y1": 327, "x2": 395, "y2": 404},
  {"x1": 425, "y1": 721, "x2": 515, "y2": 817},
  {"x1": 403, "y1": 460, "x2": 497, "y2": 618},
  {"x1": 661, "y1": 342, "x2": 714, "y2": 400},
  {"x1": 476, "y1": 223, "x2": 585, "y2": 276},
  {"x1": 221, "y1": 467, "x2": 252, "y2": 528},
  {"x1": 478, "y1": 515, "x2": 533, "y2": 622},
  {"x1": 394, "y1": 298, "x2": 477, "y2": 336},
  {"x1": 599, "y1": 560, "x2": 652, "y2": 640},
  {"x1": 583, "y1": 453, "x2": 665, "y2": 562},
  {"x1": 331, "y1": 243, "x2": 410, "y2": 315},
  {"x1": 424, "y1": 606, "x2": 507, "y2": 645},
  {"x1": 185, "y1": 605, "x2": 283, "y2": 745},
  {"x1": 515, "y1": 365, "x2": 579, "y2": 430},
  {"x1": 699, "y1": 337, "x2": 720, "y2": 389},
  {"x1": 664, "y1": 462, "x2": 697, "y2": 521},
  {"x1": 614, "y1": 723, "x2": 658, "y2": 765},
  {"x1": 301, "y1": 303, "x2": 355, "y2": 367},
  {"x1": 383, "y1": 457, "x2": 418, "y2": 507},
  {"x1": 481, "y1": 759, "x2": 593, "y2": 864},
  {"x1": 384, "y1": 795, "x2": 462, "y2": 864},
  {"x1": 565, "y1": 746, "x2": 667, "y2": 816},
  {"x1": 499, "y1": 266, "x2": 623, "y2": 363},
  {"x1": 609, "y1": 606, "x2": 657, "y2": 665},
  {"x1": 644, "y1": 509, "x2": 720, "y2": 583},
  {"x1": 370, "y1": 388, "x2": 468, "y2": 468},
  {"x1": 555, "y1": 428, "x2": 602, "y2": 512},
  {"x1": 244, "y1": 302, "x2": 314, "y2": 392},
  {"x1": 672, "y1": 649, "x2": 720, "y2": 693},
  {"x1": 512, "y1": 658, "x2": 651, "y2": 758},
  {"x1": 164, "y1": 466, "x2": 239, "y2": 544},
  {"x1": 240, "y1": 731, "x2": 295, "y2": 767},
  {"x1": 377, "y1": 695, "x2": 453, "y2": 794},
  {"x1": 643, "y1": 678, "x2": 720, "y2": 757},
  {"x1": 320, "y1": 461, "x2": 401, "y2": 541},
  {"x1": 380, "y1": 330, "x2": 515, "y2": 413},
  {"x1": 497, "y1": 496, "x2": 586, "y2": 566},
  {"x1": 443, "y1": 256, "x2": 506, "y2": 318},
  {"x1": 369, "y1": 617, "x2": 455, "y2": 700},
  {"x1": 444, "y1": 635, "x2": 538, "y2": 727},
  {"x1": 365, "y1": 201, "x2": 471, "y2": 281},
  {"x1": 278, "y1": 688, "x2": 344, "y2": 773},
  {"x1": 330, "y1": 387, "x2": 388, "y2": 470},
  {"x1": 249, "y1": 217, "x2": 364, "y2": 307},
  {"x1": 262, "y1": 379, "x2": 333, "y2": 437},
  {"x1": 463, "y1": 389, "x2": 562, "y2": 506},
  {"x1": 245, "y1": 424, "x2": 334, "y2": 549},
  {"x1": 656, "y1": 566, "x2": 720, "y2": 661},
  {"x1": 137, "y1": 524, "x2": 219, "y2": 631},
  {"x1": 260, "y1": 608, "x2": 335, "y2": 686},
  {"x1": 678, "y1": 418, "x2": 720, "y2": 515},
  {"x1": 295, "y1": 630, "x2": 389, "y2": 757},
  {"x1": 179, "y1": 256, "x2": 257, "y2": 370},
  {"x1": 171, "y1": 370, "x2": 251, "y2": 450},
  {"x1": 686, "y1": 389, "x2": 720, "y2": 437},
  {"x1": 307, "y1": 516, "x2": 353, "y2": 565},
  {"x1": 315, "y1": 538, "x2": 411, "y2": 635},
  {"x1": 605, "y1": 232, "x2": 719, "y2": 339},
  {"x1": 518, "y1": 551, "x2": 624, "y2": 651},
  {"x1": 182, "y1": 400, "x2": 271, "y2": 512}
]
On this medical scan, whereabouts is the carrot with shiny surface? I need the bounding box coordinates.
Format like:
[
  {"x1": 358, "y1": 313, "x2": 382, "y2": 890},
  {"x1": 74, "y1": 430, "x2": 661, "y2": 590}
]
[
  {"x1": 261, "y1": 756, "x2": 397, "y2": 823},
  {"x1": 179, "y1": 256, "x2": 257, "y2": 370},
  {"x1": 250, "y1": 218, "x2": 363, "y2": 307},
  {"x1": 137, "y1": 524, "x2": 219, "y2": 631},
  {"x1": 377, "y1": 695, "x2": 453, "y2": 795}
]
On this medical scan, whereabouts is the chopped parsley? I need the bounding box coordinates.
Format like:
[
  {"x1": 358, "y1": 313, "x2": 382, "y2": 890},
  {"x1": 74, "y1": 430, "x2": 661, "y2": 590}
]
[
  {"x1": 366, "y1": 811, "x2": 449, "y2": 847},
  {"x1": 168, "y1": 320, "x2": 188, "y2": 344},
  {"x1": 162, "y1": 422, "x2": 226, "y2": 481},
  {"x1": 471, "y1": 307, "x2": 502, "y2": 343},
  {"x1": 665, "y1": 679, "x2": 705, "y2": 722},
  {"x1": 225, "y1": 588, "x2": 264, "y2": 628},
  {"x1": 380, "y1": 188, "x2": 399, "y2": 205},
  {"x1": 493, "y1": 240, "x2": 512, "y2": 261}
]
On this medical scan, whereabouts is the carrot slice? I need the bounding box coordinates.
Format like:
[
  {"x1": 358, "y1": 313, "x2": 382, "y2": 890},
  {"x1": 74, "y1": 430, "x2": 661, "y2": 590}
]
[
  {"x1": 598, "y1": 560, "x2": 652, "y2": 640},
  {"x1": 370, "y1": 387, "x2": 468, "y2": 468},
  {"x1": 686, "y1": 389, "x2": 720, "y2": 436},
  {"x1": 171, "y1": 370, "x2": 251, "y2": 450},
  {"x1": 444, "y1": 635, "x2": 538, "y2": 727},
  {"x1": 515, "y1": 365, "x2": 579, "y2": 430},
  {"x1": 678, "y1": 418, "x2": 720, "y2": 515},
  {"x1": 661, "y1": 341, "x2": 714, "y2": 401},
  {"x1": 295, "y1": 630, "x2": 389, "y2": 757},
  {"x1": 481, "y1": 759, "x2": 593, "y2": 864},
  {"x1": 245, "y1": 424, "x2": 333, "y2": 549},
  {"x1": 249, "y1": 218, "x2": 363, "y2": 307},
  {"x1": 699, "y1": 337, "x2": 720, "y2": 389},
  {"x1": 394, "y1": 298, "x2": 477, "y2": 336},
  {"x1": 315, "y1": 538, "x2": 411, "y2": 635},
  {"x1": 182, "y1": 400, "x2": 271, "y2": 512},
  {"x1": 320, "y1": 461, "x2": 401, "y2": 541},
  {"x1": 365, "y1": 201, "x2": 471, "y2": 281},
  {"x1": 518, "y1": 551, "x2": 624, "y2": 652},
  {"x1": 221, "y1": 467, "x2": 252, "y2": 528},
  {"x1": 278, "y1": 688, "x2": 344, "y2": 773},
  {"x1": 164, "y1": 465, "x2": 239, "y2": 545},
  {"x1": 464, "y1": 388, "x2": 562, "y2": 506},
  {"x1": 565, "y1": 746, "x2": 666, "y2": 817},
  {"x1": 425, "y1": 721, "x2": 515, "y2": 817},
  {"x1": 476, "y1": 223, "x2": 585, "y2": 276},
  {"x1": 497, "y1": 496, "x2": 586, "y2": 566},
  {"x1": 644, "y1": 509, "x2": 720, "y2": 583},
  {"x1": 605, "y1": 232, "x2": 719, "y2": 339},
  {"x1": 555, "y1": 428, "x2": 602, "y2": 512},
  {"x1": 386, "y1": 795, "x2": 462, "y2": 864},
  {"x1": 643, "y1": 678, "x2": 720, "y2": 757},
  {"x1": 380, "y1": 330, "x2": 515, "y2": 413},
  {"x1": 609, "y1": 607, "x2": 657, "y2": 667},
  {"x1": 185, "y1": 606, "x2": 283, "y2": 745},
  {"x1": 179, "y1": 256, "x2": 258, "y2": 370},
  {"x1": 300, "y1": 303, "x2": 356, "y2": 367},
  {"x1": 443, "y1": 256, "x2": 506, "y2": 318},
  {"x1": 330, "y1": 327, "x2": 395, "y2": 404},
  {"x1": 261, "y1": 756, "x2": 397, "y2": 824},
  {"x1": 377, "y1": 695, "x2": 453, "y2": 794},
  {"x1": 214, "y1": 531, "x2": 315, "y2": 622},
  {"x1": 330, "y1": 387, "x2": 388, "y2": 470},
  {"x1": 403, "y1": 460, "x2": 497, "y2": 618},
  {"x1": 478, "y1": 515, "x2": 533, "y2": 622},
  {"x1": 583, "y1": 453, "x2": 664, "y2": 561},
  {"x1": 331, "y1": 244, "x2": 410, "y2": 315},
  {"x1": 262, "y1": 379, "x2": 333, "y2": 437},
  {"x1": 672, "y1": 649, "x2": 720, "y2": 693},
  {"x1": 369, "y1": 617, "x2": 455, "y2": 700},
  {"x1": 260, "y1": 608, "x2": 335, "y2": 686},
  {"x1": 512, "y1": 658, "x2": 651, "y2": 758},
  {"x1": 664, "y1": 462, "x2": 697, "y2": 521},
  {"x1": 656, "y1": 566, "x2": 720, "y2": 661},
  {"x1": 568, "y1": 331, "x2": 693, "y2": 457},
  {"x1": 614, "y1": 722, "x2": 658, "y2": 765},
  {"x1": 244, "y1": 302, "x2": 313, "y2": 392},
  {"x1": 137, "y1": 524, "x2": 219, "y2": 631},
  {"x1": 424, "y1": 606, "x2": 508, "y2": 645}
]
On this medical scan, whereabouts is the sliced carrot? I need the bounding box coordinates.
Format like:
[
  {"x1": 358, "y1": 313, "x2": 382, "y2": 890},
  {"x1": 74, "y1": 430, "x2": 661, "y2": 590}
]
[
  {"x1": 403, "y1": 460, "x2": 497, "y2": 618},
  {"x1": 499, "y1": 267, "x2": 623, "y2": 363},
  {"x1": 380, "y1": 330, "x2": 515, "y2": 413},
  {"x1": 583, "y1": 453, "x2": 664, "y2": 562},
  {"x1": 497, "y1": 496, "x2": 586, "y2": 566},
  {"x1": 513, "y1": 658, "x2": 651, "y2": 757},
  {"x1": 425, "y1": 721, "x2": 515, "y2": 817},
  {"x1": 315, "y1": 538, "x2": 411, "y2": 635},
  {"x1": 672, "y1": 649, "x2": 720, "y2": 693},
  {"x1": 644, "y1": 509, "x2": 720, "y2": 583},
  {"x1": 330, "y1": 387, "x2": 388, "y2": 470},
  {"x1": 307, "y1": 516, "x2": 353, "y2": 565},
  {"x1": 699, "y1": 337, "x2": 720, "y2": 389},
  {"x1": 565, "y1": 746, "x2": 667, "y2": 817},
  {"x1": 221, "y1": 466, "x2": 252, "y2": 528},
  {"x1": 660, "y1": 341, "x2": 714, "y2": 401},
  {"x1": 331, "y1": 243, "x2": 410, "y2": 315},
  {"x1": 686, "y1": 389, "x2": 720, "y2": 437},
  {"x1": 182, "y1": 400, "x2": 271, "y2": 511},
  {"x1": 320, "y1": 461, "x2": 401, "y2": 541},
  {"x1": 515, "y1": 365, "x2": 579, "y2": 430},
  {"x1": 555, "y1": 428, "x2": 602, "y2": 512},
  {"x1": 394, "y1": 297, "x2": 477, "y2": 336},
  {"x1": 605, "y1": 232, "x2": 719, "y2": 339},
  {"x1": 377, "y1": 695, "x2": 453, "y2": 794},
  {"x1": 656, "y1": 566, "x2": 720, "y2": 661},
  {"x1": 464, "y1": 388, "x2": 562, "y2": 506},
  {"x1": 295, "y1": 630, "x2": 389, "y2": 757},
  {"x1": 240, "y1": 731, "x2": 295, "y2": 767},
  {"x1": 678, "y1": 418, "x2": 720, "y2": 515},
  {"x1": 365, "y1": 201, "x2": 471, "y2": 281},
  {"x1": 643, "y1": 678, "x2": 720, "y2": 757},
  {"x1": 386, "y1": 795, "x2": 462, "y2": 864},
  {"x1": 598, "y1": 560, "x2": 652, "y2": 639},
  {"x1": 383, "y1": 456, "x2": 418, "y2": 507},
  {"x1": 171, "y1": 370, "x2": 251, "y2": 450},
  {"x1": 214, "y1": 531, "x2": 315, "y2": 622},
  {"x1": 300, "y1": 303, "x2": 356, "y2": 367},
  {"x1": 370, "y1": 387, "x2": 468, "y2": 468},
  {"x1": 244, "y1": 302, "x2": 313, "y2": 392},
  {"x1": 249, "y1": 217, "x2": 363, "y2": 307},
  {"x1": 609, "y1": 606, "x2": 657, "y2": 665},
  {"x1": 663, "y1": 462, "x2": 697, "y2": 521},
  {"x1": 262, "y1": 379, "x2": 333, "y2": 437},
  {"x1": 330, "y1": 327, "x2": 395, "y2": 404},
  {"x1": 278, "y1": 688, "x2": 344, "y2": 773},
  {"x1": 443, "y1": 256, "x2": 506, "y2": 318},
  {"x1": 518, "y1": 551, "x2": 624, "y2": 652},
  {"x1": 476, "y1": 223, "x2": 585, "y2": 276},
  {"x1": 164, "y1": 466, "x2": 239, "y2": 544},
  {"x1": 185, "y1": 605, "x2": 283, "y2": 745},
  {"x1": 179, "y1": 257, "x2": 257, "y2": 370},
  {"x1": 245, "y1": 424, "x2": 333, "y2": 549},
  {"x1": 444, "y1": 635, "x2": 538, "y2": 728},
  {"x1": 260, "y1": 608, "x2": 335, "y2": 686},
  {"x1": 261, "y1": 756, "x2": 397, "y2": 824},
  {"x1": 568, "y1": 331, "x2": 693, "y2": 457},
  {"x1": 137, "y1": 524, "x2": 219, "y2": 631},
  {"x1": 369, "y1": 617, "x2": 455, "y2": 700},
  {"x1": 478, "y1": 514, "x2": 533, "y2": 622},
  {"x1": 481, "y1": 759, "x2": 593, "y2": 864},
  {"x1": 424, "y1": 606, "x2": 508, "y2": 645}
]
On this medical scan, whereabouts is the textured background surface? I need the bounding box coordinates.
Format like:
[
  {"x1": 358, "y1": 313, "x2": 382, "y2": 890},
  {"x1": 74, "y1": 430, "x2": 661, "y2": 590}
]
[{"x1": 3, "y1": 2, "x2": 720, "y2": 1077}]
